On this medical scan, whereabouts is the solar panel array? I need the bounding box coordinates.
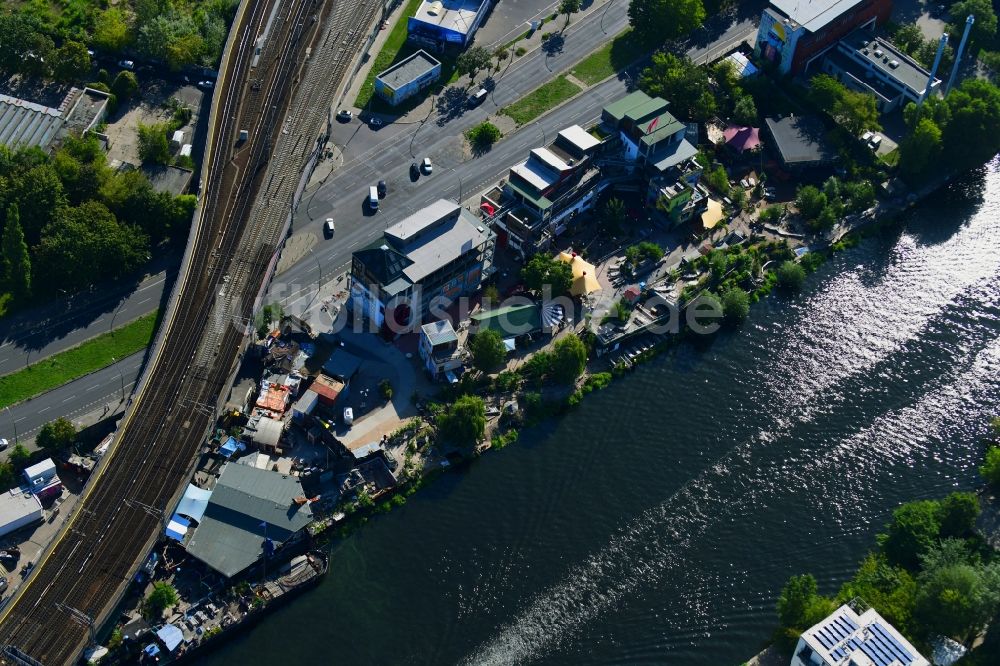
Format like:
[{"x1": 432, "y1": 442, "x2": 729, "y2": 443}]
[{"x1": 815, "y1": 611, "x2": 917, "y2": 666}]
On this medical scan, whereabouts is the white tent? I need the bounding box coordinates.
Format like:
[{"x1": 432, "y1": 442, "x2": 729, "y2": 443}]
[{"x1": 175, "y1": 483, "x2": 212, "y2": 523}]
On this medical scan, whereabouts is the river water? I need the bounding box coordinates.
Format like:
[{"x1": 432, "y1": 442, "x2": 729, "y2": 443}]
[{"x1": 203, "y1": 162, "x2": 1000, "y2": 665}]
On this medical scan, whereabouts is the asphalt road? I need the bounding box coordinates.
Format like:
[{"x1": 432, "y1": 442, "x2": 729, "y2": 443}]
[
  {"x1": 0, "y1": 263, "x2": 174, "y2": 377},
  {"x1": 0, "y1": 6, "x2": 759, "y2": 447},
  {"x1": 0, "y1": 352, "x2": 143, "y2": 453}
]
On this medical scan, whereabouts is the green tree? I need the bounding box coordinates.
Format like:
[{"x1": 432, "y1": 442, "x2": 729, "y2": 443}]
[
  {"x1": 521, "y1": 254, "x2": 573, "y2": 296},
  {"x1": 52, "y1": 40, "x2": 91, "y2": 82},
  {"x1": 145, "y1": 581, "x2": 180, "y2": 618},
  {"x1": 704, "y1": 165, "x2": 730, "y2": 195},
  {"x1": 466, "y1": 122, "x2": 502, "y2": 152},
  {"x1": 35, "y1": 201, "x2": 150, "y2": 293},
  {"x1": 981, "y1": 446, "x2": 1000, "y2": 489},
  {"x1": 837, "y1": 553, "x2": 918, "y2": 637},
  {"x1": 879, "y1": 499, "x2": 943, "y2": 570},
  {"x1": 550, "y1": 335, "x2": 587, "y2": 384},
  {"x1": 93, "y1": 8, "x2": 131, "y2": 53},
  {"x1": 777, "y1": 573, "x2": 835, "y2": 630},
  {"x1": 731, "y1": 93, "x2": 758, "y2": 126},
  {"x1": 0, "y1": 460, "x2": 14, "y2": 489},
  {"x1": 938, "y1": 491, "x2": 980, "y2": 539},
  {"x1": 137, "y1": 122, "x2": 171, "y2": 165},
  {"x1": 2, "y1": 204, "x2": 32, "y2": 302},
  {"x1": 899, "y1": 117, "x2": 942, "y2": 181},
  {"x1": 776, "y1": 261, "x2": 806, "y2": 291},
  {"x1": 950, "y1": 0, "x2": 998, "y2": 53},
  {"x1": 521, "y1": 350, "x2": 553, "y2": 385},
  {"x1": 36, "y1": 417, "x2": 77, "y2": 451},
  {"x1": 639, "y1": 51, "x2": 716, "y2": 120},
  {"x1": 795, "y1": 185, "x2": 827, "y2": 220},
  {"x1": 111, "y1": 70, "x2": 139, "y2": 104},
  {"x1": 842, "y1": 180, "x2": 875, "y2": 213},
  {"x1": 810, "y1": 74, "x2": 880, "y2": 134},
  {"x1": 7, "y1": 443, "x2": 30, "y2": 470},
  {"x1": 942, "y1": 79, "x2": 1000, "y2": 169},
  {"x1": 892, "y1": 23, "x2": 926, "y2": 53},
  {"x1": 8, "y1": 163, "x2": 67, "y2": 245},
  {"x1": 438, "y1": 395, "x2": 486, "y2": 448},
  {"x1": 469, "y1": 329, "x2": 507, "y2": 372},
  {"x1": 559, "y1": 0, "x2": 581, "y2": 27},
  {"x1": 456, "y1": 46, "x2": 493, "y2": 83},
  {"x1": 628, "y1": 0, "x2": 705, "y2": 46},
  {"x1": 601, "y1": 197, "x2": 627, "y2": 233},
  {"x1": 914, "y1": 561, "x2": 1000, "y2": 641},
  {"x1": 721, "y1": 287, "x2": 750, "y2": 323},
  {"x1": 814, "y1": 205, "x2": 838, "y2": 231}
]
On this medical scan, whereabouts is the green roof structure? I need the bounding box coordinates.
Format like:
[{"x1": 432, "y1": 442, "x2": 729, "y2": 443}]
[
  {"x1": 470, "y1": 303, "x2": 541, "y2": 336},
  {"x1": 602, "y1": 90, "x2": 653, "y2": 124}
]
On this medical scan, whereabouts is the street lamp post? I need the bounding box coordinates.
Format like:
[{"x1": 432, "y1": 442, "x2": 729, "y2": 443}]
[
  {"x1": 600, "y1": 0, "x2": 616, "y2": 35},
  {"x1": 4, "y1": 405, "x2": 17, "y2": 446},
  {"x1": 111, "y1": 357, "x2": 125, "y2": 404}
]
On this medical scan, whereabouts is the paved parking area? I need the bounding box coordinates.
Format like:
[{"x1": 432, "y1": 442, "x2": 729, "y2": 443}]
[{"x1": 475, "y1": 0, "x2": 563, "y2": 48}]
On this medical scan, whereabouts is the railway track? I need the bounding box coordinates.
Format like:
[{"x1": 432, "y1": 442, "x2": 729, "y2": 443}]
[{"x1": 0, "y1": 0, "x2": 381, "y2": 662}]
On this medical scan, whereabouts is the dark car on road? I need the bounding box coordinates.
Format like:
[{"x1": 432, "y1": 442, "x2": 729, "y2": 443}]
[
  {"x1": 336, "y1": 109, "x2": 352, "y2": 122},
  {"x1": 410, "y1": 162, "x2": 420, "y2": 179},
  {"x1": 377, "y1": 180, "x2": 387, "y2": 198}
]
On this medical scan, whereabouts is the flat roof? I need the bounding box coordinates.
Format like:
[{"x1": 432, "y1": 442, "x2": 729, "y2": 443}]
[
  {"x1": 839, "y1": 29, "x2": 935, "y2": 96},
  {"x1": 376, "y1": 50, "x2": 441, "y2": 90},
  {"x1": 770, "y1": 0, "x2": 864, "y2": 32},
  {"x1": 321, "y1": 350, "x2": 363, "y2": 380},
  {"x1": 803, "y1": 604, "x2": 929, "y2": 666},
  {"x1": 471, "y1": 303, "x2": 541, "y2": 335},
  {"x1": 185, "y1": 463, "x2": 313, "y2": 578},
  {"x1": 0, "y1": 488, "x2": 42, "y2": 530},
  {"x1": 0, "y1": 94, "x2": 63, "y2": 150},
  {"x1": 411, "y1": 0, "x2": 487, "y2": 36},
  {"x1": 511, "y1": 156, "x2": 559, "y2": 191},
  {"x1": 421, "y1": 319, "x2": 458, "y2": 346},
  {"x1": 764, "y1": 115, "x2": 837, "y2": 165},
  {"x1": 385, "y1": 199, "x2": 460, "y2": 245},
  {"x1": 558, "y1": 125, "x2": 601, "y2": 152},
  {"x1": 401, "y1": 207, "x2": 490, "y2": 284},
  {"x1": 24, "y1": 459, "x2": 56, "y2": 479},
  {"x1": 530, "y1": 147, "x2": 570, "y2": 173}
]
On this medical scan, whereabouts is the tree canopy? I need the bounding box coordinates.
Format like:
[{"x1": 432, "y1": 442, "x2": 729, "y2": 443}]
[
  {"x1": 721, "y1": 287, "x2": 750, "y2": 323},
  {"x1": 628, "y1": 0, "x2": 705, "y2": 46},
  {"x1": 550, "y1": 335, "x2": 587, "y2": 384},
  {"x1": 438, "y1": 395, "x2": 486, "y2": 448},
  {"x1": 777, "y1": 574, "x2": 836, "y2": 631},
  {"x1": 776, "y1": 261, "x2": 806, "y2": 291},
  {"x1": 521, "y1": 254, "x2": 573, "y2": 296},
  {"x1": 810, "y1": 74, "x2": 881, "y2": 135},
  {"x1": 639, "y1": 52, "x2": 716, "y2": 121},
  {"x1": 36, "y1": 417, "x2": 77, "y2": 451},
  {"x1": 949, "y1": 0, "x2": 998, "y2": 53},
  {"x1": 2, "y1": 204, "x2": 32, "y2": 302},
  {"x1": 456, "y1": 46, "x2": 493, "y2": 82},
  {"x1": 469, "y1": 329, "x2": 507, "y2": 373}
]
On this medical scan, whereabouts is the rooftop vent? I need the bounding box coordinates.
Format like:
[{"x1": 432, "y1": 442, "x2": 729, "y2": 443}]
[
  {"x1": 862, "y1": 48, "x2": 869, "y2": 55},
  {"x1": 427, "y1": 1, "x2": 443, "y2": 15},
  {"x1": 874, "y1": 49, "x2": 884, "y2": 57}
]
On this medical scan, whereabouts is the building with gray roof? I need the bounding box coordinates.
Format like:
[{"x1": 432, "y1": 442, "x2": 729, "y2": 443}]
[
  {"x1": 374, "y1": 50, "x2": 442, "y2": 106},
  {"x1": 764, "y1": 115, "x2": 838, "y2": 170},
  {"x1": 0, "y1": 87, "x2": 110, "y2": 153},
  {"x1": 184, "y1": 462, "x2": 313, "y2": 578},
  {"x1": 350, "y1": 199, "x2": 495, "y2": 329},
  {"x1": 407, "y1": 0, "x2": 492, "y2": 48},
  {"x1": 820, "y1": 29, "x2": 940, "y2": 112}
]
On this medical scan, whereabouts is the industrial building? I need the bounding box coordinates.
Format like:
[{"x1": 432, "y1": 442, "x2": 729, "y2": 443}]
[
  {"x1": 349, "y1": 199, "x2": 495, "y2": 329},
  {"x1": 754, "y1": 0, "x2": 892, "y2": 75},
  {"x1": 0, "y1": 87, "x2": 111, "y2": 153},
  {"x1": 183, "y1": 463, "x2": 314, "y2": 578},
  {"x1": 820, "y1": 29, "x2": 940, "y2": 112},
  {"x1": 0, "y1": 487, "x2": 43, "y2": 539},
  {"x1": 407, "y1": 0, "x2": 493, "y2": 49},
  {"x1": 374, "y1": 50, "x2": 442, "y2": 106},
  {"x1": 791, "y1": 603, "x2": 929, "y2": 666}
]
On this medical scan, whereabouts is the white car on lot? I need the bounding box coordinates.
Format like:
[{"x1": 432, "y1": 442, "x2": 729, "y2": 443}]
[
  {"x1": 421, "y1": 157, "x2": 432, "y2": 174},
  {"x1": 868, "y1": 134, "x2": 882, "y2": 150},
  {"x1": 324, "y1": 218, "x2": 335, "y2": 236},
  {"x1": 861, "y1": 130, "x2": 874, "y2": 143}
]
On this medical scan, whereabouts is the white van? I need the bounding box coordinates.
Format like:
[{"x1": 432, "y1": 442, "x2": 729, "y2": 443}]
[{"x1": 368, "y1": 186, "x2": 379, "y2": 210}]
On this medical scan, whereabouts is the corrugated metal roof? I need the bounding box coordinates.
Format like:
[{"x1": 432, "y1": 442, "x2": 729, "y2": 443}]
[
  {"x1": 185, "y1": 463, "x2": 312, "y2": 578},
  {"x1": 0, "y1": 94, "x2": 63, "y2": 150}
]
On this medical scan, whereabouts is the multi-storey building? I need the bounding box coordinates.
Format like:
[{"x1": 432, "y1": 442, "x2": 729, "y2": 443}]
[{"x1": 350, "y1": 199, "x2": 495, "y2": 329}]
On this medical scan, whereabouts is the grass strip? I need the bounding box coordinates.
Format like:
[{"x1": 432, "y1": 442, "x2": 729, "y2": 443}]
[
  {"x1": 570, "y1": 29, "x2": 644, "y2": 86},
  {"x1": 501, "y1": 75, "x2": 582, "y2": 125},
  {"x1": 353, "y1": 0, "x2": 425, "y2": 108},
  {"x1": 0, "y1": 310, "x2": 160, "y2": 409}
]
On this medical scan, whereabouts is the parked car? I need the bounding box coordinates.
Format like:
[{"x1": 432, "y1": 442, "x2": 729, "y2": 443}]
[
  {"x1": 336, "y1": 109, "x2": 353, "y2": 122},
  {"x1": 868, "y1": 134, "x2": 882, "y2": 150},
  {"x1": 0, "y1": 438, "x2": 7, "y2": 452},
  {"x1": 410, "y1": 162, "x2": 420, "y2": 179},
  {"x1": 324, "y1": 218, "x2": 335, "y2": 236},
  {"x1": 368, "y1": 186, "x2": 379, "y2": 211},
  {"x1": 343, "y1": 407, "x2": 354, "y2": 426},
  {"x1": 368, "y1": 116, "x2": 383, "y2": 128},
  {"x1": 421, "y1": 157, "x2": 432, "y2": 174},
  {"x1": 467, "y1": 87, "x2": 488, "y2": 108},
  {"x1": 197, "y1": 80, "x2": 214, "y2": 90},
  {"x1": 377, "y1": 180, "x2": 387, "y2": 198},
  {"x1": 763, "y1": 187, "x2": 778, "y2": 201},
  {"x1": 861, "y1": 130, "x2": 874, "y2": 143},
  {"x1": 118, "y1": 59, "x2": 135, "y2": 70}
]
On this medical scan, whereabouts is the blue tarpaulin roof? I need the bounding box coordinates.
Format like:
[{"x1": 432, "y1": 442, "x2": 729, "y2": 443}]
[
  {"x1": 156, "y1": 624, "x2": 184, "y2": 652},
  {"x1": 143, "y1": 644, "x2": 160, "y2": 657},
  {"x1": 166, "y1": 514, "x2": 190, "y2": 542},
  {"x1": 220, "y1": 437, "x2": 246, "y2": 458}
]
